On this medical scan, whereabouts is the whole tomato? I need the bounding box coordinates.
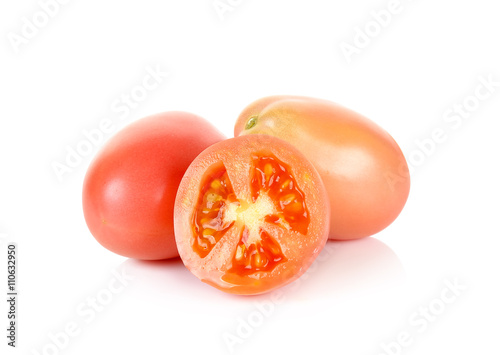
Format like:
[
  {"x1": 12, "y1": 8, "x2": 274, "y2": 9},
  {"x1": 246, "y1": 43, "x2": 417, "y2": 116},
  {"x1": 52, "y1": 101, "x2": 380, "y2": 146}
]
[
  {"x1": 83, "y1": 111, "x2": 225, "y2": 260},
  {"x1": 234, "y1": 96, "x2": 410, "y2": 240}
]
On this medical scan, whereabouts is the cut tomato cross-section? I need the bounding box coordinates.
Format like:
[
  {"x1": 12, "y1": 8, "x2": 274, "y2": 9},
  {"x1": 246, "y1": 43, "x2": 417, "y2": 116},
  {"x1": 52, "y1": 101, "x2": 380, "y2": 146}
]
[{"x1": 174, "y1": 135, "x2": 330, "y2": 295}]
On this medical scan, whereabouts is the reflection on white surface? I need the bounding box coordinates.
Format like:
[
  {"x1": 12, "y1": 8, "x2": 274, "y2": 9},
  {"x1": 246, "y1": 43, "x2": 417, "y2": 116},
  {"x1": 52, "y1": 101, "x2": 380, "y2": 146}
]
[
  {"x1": 278, "y1": 237, "x2": 405, "y2": 301},
  {"x1": 120, "y1": 237, "x2": 404, "y2": 302}
]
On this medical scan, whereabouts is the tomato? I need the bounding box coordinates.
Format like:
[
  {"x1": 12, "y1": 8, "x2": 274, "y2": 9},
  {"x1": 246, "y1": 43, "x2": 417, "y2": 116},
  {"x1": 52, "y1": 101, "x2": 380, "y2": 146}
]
[
  {"x1": 174, "y1": 135, "x2": 330, "y2": 295},
  {"x1": 234, "y1": 96, "x2": 410, "y2": 240},
  {"x1": 82, "y1": 112, "x2": 225, "y2": 260}
]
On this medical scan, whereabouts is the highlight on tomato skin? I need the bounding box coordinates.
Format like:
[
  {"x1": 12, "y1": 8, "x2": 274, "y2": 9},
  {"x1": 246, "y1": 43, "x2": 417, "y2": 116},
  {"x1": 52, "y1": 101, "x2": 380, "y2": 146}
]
[
  {"x1": 234, "y1": 95, "x2": 411, "y2": 241},
  {"x1": 174, "y1": 135, "x2": 330, "y2": 295}
]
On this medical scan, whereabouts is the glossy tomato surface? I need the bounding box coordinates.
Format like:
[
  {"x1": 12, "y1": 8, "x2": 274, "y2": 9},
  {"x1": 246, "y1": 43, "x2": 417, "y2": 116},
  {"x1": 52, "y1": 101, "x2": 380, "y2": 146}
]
[
  {"x1": 174, "y1": 135, "x2": 330, "y2": 295},
  {"x1": 234, "y1": 96, "x2": 410, "y2": 240},
  {"x1": 83, "y1": 112, "x2": 224, "y2": 260}
]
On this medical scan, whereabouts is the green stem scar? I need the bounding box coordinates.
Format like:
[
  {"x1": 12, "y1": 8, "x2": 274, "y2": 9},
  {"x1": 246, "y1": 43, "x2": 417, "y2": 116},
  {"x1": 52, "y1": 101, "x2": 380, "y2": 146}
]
[{"x1": 245, "y1": 116, "x2": 258, "y2": 130}]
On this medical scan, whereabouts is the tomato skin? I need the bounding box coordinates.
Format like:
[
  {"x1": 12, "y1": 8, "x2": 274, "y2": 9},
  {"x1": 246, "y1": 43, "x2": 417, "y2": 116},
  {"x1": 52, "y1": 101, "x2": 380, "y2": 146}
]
[
  {"x1": 174, "y1": 135, "x2": 330, "y2": 295},
  {"x1": 234, "y1": 96, "x2": 410, "y2": 240},
  {"x1": 82, "y1": 112, "x2": 225, "y2": 260}
]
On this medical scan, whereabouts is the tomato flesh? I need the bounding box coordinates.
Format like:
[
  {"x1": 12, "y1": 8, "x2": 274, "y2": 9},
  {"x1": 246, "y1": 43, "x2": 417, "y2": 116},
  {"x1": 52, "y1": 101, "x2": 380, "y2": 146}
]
[
  {"x1": 250, "y1": 155, "x2": 309, "y2": 235},
  {"x1": 229, "y1": 228, "x2": 287, "y2": 275},
  {"x1": 192, "y1": 154, "x2": 310, "y2": 276},
  {"x1": 192, "y1": 164, "x2": 236, "y2": 258}
]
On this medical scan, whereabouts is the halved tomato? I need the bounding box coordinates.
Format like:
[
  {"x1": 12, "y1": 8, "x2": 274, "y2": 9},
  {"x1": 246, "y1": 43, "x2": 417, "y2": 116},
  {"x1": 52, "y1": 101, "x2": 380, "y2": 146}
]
[{"x1": 174, "y1": 135, "x2": 330, "y2": 295}]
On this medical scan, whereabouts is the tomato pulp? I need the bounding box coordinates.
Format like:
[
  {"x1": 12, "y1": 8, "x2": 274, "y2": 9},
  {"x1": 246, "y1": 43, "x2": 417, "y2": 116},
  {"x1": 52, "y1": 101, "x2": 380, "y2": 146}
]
[{"x1": 174, "y1": 135, "x2": 330, "y2": 295}]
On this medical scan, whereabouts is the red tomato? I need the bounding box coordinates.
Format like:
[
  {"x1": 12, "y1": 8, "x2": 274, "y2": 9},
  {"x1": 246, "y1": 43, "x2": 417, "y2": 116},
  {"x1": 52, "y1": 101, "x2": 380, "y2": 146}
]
[
  {"x1": 234, "y1": 96, "x2": 410, "y2": 240},
  {"x1": 82, "y1": 112, "x2": 224, "y2": 260},
  {"x1": 174, "y1": 135, "x2": 330, "y2": 295}
]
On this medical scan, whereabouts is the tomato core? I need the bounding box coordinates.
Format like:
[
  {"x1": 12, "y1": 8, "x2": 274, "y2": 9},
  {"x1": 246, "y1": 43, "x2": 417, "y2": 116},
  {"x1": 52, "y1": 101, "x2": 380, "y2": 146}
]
[{"x1": 191, "y1": 153, "x2": 310, "y2": 275}]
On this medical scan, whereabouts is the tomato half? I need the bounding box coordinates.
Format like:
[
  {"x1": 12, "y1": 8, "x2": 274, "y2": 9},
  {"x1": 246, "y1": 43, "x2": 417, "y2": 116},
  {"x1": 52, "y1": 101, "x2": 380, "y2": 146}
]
[
  {"x1": 174, "y1": 135, "x2": 330, "y2": 295},
  {"x1": 82, "y1": 112, "x2": 225, "y2": 260},
  {"x1": 234, "y1": 96, "x2": 410, "y2": 240}
]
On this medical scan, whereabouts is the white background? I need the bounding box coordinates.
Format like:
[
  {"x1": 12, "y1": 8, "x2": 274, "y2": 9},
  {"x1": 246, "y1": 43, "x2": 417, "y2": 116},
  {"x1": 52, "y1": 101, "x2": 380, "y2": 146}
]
[{"x1": 1, "y1": 0, "x2": 499, "y2": 354}]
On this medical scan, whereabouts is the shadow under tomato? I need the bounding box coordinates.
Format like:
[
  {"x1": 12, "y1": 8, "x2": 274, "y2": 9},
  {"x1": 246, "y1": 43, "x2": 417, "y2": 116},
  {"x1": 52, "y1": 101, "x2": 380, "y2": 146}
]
[
  {"x1": 118, "y1": 254, "x2": 241, "y2": 301},
  {"x1": 114, "y1": 237, "x2": 404, "y2": 302},
  {"x1": 273, "y1": 237, "x2": 405, "y2": 302}
]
